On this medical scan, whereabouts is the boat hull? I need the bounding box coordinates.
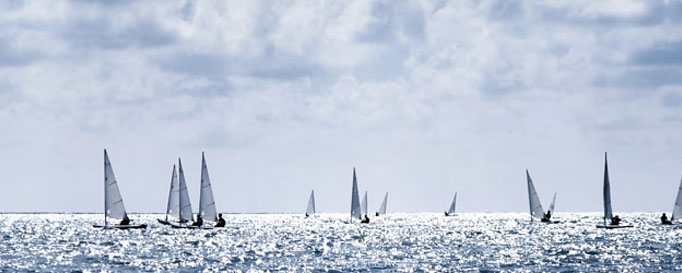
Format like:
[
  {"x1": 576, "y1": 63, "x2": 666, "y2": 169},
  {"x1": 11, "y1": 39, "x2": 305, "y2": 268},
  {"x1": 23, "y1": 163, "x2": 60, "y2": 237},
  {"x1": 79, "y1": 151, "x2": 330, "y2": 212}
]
[
  {"x1": 92, "y1": 224, "x2": 147, "y2": 229},
  {"x1": 596, "y1": 224, "x2": 634, "y2": 229},
  {"x1": 170, "y1": 223, "x2": 214, "y2": 230}
]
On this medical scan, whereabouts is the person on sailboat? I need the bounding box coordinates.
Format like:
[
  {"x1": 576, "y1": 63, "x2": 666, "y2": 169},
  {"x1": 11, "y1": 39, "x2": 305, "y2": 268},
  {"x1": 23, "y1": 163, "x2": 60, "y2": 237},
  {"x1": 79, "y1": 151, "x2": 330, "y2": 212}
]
[
  {"x1": 661, "y1": 213, "x2": 672, "y2": 225},
  {"x1": 191, "y1": 214, "x2": 203, "y2": 227},
  {"x1": 444, "y1": 211, "x2": 450, "y2": 216},
  {"x1": 541, "y1": 210, "x2": 552, "y2": 222},
  {"x1": 119, "y1": 215, "x2": 130, "y2": 226},
  {"x1": 305, "y1": 213, "x2": 309, "y2": 217},
  {"x1": 361, "y1": 215, "x2": 370, "y2": 223},
  {"x1": 215, "y1": 213, "x2": 226, "y2": 227},
  {"x1": 610, "y1": 215, "x2": 621, "y2": 225}
]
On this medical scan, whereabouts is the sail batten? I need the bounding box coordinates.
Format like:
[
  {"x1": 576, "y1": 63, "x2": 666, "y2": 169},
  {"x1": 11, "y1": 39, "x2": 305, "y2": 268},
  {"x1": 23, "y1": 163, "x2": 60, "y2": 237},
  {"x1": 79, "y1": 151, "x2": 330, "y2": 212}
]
[
  {"x1": 526, "y1": 170, "x2": 545, "y2": 220},
  {"x1": 306, "y1": 190, "x2": 316, "y2": 215},
  {"x1": 672, "y1": 177, "x2": 682, "y2": 221},
  {"x1": 378, "y1": 192, "x2": 388, "y2": 215},
  {"x1": 178, "y1": 158, "x2": 194, "y2": 222},
  {"x1": 199, "y1": 152, "x2": 218, "y2": 222},
  {"x1": 448, "y1": 192, "x2": 457, "y2": 214},
  {"x1": 104, "y1": 150, "x2": 127, "y2": 221},
  {"x1": 350, "y1": 168, "x2": 362, "y2": 220}
]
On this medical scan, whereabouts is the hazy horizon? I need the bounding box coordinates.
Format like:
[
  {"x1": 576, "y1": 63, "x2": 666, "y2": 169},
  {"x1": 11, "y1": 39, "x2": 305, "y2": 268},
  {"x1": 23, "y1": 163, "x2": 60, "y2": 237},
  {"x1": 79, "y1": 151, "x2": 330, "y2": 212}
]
[{"x1": 0, "y1": 0, "x2": 681, "y2": 214}]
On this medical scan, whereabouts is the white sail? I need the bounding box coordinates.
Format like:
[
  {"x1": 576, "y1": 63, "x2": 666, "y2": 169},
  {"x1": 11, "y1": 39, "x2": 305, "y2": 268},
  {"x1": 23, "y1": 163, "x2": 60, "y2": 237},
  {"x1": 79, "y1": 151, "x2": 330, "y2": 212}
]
[
  {"x1": 448, "y1": 192, "x2": 457, "y2": 214},
  {"x1": 199, "y1": 152, "x2": 218, "y2": 222},
  {"x1": 165, "y1": 165, "x2": 180, "y2": 221},
  {"x1": 526, "y1": 170, "x2": 545, "y2": 220},
  {"x1": 350, "y1": 168, "x2": 362, "y2": 220},
  {"x1": 104, "y1": 149, "x2": 127, "y2": 222},
  {"x1": 603, "y1": 153, "x2": 613, "y2": 222},
  {"x1": 548, "y1": 192, "x2": 557, "y2": 214},
  {"x1": 178, "y1": 158, "x2": 194, "y2": 222},
  {"x1": 671, "y1": 176, "x2": 682, "y2": 221},
  {"x1": 378, "y1": 192, "x2": 388, "y2": 215},
  {"x1": 306, "y1": 190, "x2": 316, "y2": 215},
  {"x1": 361, "y1": 191, "x2": 368, "y2": 216}
]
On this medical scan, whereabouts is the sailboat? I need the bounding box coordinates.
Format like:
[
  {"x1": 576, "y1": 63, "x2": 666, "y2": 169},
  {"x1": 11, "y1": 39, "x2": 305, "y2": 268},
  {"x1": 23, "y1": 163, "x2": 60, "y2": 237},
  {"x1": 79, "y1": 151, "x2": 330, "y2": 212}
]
[
  {"x1": 172, "y1": 152, "x2": 219, "y2": 229},
  {"x1": 526, "y1": 170, "x2": 559, "y2": 223},
  {"x1": 361, "y1": 191, "x2": 369, "y2": 217},
  {"x1": 93, "y1": 149, "x2": 147, "y2": 229},
  {"x1": 305, "y1": 190, "x2": 316, "y2": 217},
  {"x1": 375, "y1": 192, "x2": 388, "y2": 216},
  {"x1": 350, "y1": 168, "x2": 365, "y2": 222},
  {"x1": 665, "y1": 176, "x2": 682, "y2": 225},
  {"x1": 157, "y1": 165, "x2": 180, "y2": 225},
  {"x1": 444, "y1": 192, "x2": 457, "y2": 216},
  {"x1": 596, "y1": 152, "x2": 633, "y2": 229}
]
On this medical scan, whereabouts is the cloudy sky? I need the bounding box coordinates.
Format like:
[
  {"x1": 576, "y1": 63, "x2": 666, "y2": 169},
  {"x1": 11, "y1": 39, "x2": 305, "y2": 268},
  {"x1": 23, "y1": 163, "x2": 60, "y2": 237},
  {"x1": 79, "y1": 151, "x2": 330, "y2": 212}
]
[{"x1": 0, "y1": 0, "x2": 681, "y2": 214}]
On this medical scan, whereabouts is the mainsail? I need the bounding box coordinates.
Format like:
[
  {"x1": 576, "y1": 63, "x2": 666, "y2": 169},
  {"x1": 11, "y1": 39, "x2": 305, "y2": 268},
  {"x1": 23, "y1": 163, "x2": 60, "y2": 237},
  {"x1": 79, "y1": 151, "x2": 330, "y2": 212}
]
[
  {"x1": 548, "y1": 192, "x2": 557, "y2": 214},
  {"x1": 350, "y1": 168, "x2": 362, "y2": 220},
  {"x1": 671, "y1": 177, "x2": 682, "y2": 221},
  {"x1": 104, "y1": 149, "x2": 128, "y2": 222},
  {"x1": 199, "y1": 152, "x2": 218, "y2": 222},
  {"x1": 378, "y1": 192, "x2": 388, "y2": 215},
  {"x1": 603, "y1": 153, "x2": 613, "y2": 223},
  {"x1": 526, "y1": 170, "x2": 545, "y2": 220},
  {"x1": 448, "y1": 192, "x2": 457, "y2": 215},
  {"x1": 178, "y1": 158, "x2": 194, "y2": 223},
  {"x1": 164, "y1": 165, "x2": 180, "y2": 221},
  {"x1": 361, "y1": 191, "x2": 368, "y2": 216},
  {"x1": 306, "y1": 190, "x2": 316, "y2": 215}
]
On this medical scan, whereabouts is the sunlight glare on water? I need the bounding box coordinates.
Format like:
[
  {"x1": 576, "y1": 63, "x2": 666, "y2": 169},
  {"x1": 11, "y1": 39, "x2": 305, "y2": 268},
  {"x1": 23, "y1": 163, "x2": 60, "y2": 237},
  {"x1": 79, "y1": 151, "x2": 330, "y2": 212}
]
[{"x1": 0, "y1": 213, "x2": 681, "y2": 272}]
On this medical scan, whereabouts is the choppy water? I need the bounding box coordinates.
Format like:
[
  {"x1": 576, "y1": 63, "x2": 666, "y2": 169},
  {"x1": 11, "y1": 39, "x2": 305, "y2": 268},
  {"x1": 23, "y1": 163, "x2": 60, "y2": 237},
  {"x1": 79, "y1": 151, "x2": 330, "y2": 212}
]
[{"x1": 0, "y1": 213, "x2": 681, "y2": 272}]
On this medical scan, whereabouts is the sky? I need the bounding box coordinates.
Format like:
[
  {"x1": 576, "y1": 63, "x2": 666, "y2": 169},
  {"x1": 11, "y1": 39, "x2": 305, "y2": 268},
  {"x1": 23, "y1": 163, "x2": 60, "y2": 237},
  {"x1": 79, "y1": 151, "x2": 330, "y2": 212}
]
[{"x1": 0, "y1": 0, "x2": 681, "y2": 214}]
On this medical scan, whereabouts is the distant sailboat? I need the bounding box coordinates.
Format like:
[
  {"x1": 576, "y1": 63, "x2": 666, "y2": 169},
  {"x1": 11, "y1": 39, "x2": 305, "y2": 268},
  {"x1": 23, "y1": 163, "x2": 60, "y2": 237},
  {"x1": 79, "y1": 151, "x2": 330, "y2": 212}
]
[
  {"x1": 666, "y1": 177, "x2": 682, "y2": 225},
  {"x1": 526, "y1": 170, "x2": 559, "y2": 223},
  {"x1": 172, "y1": 152, "x2": 219, "y2": 229},
  {"x1": 596, "y1": 153, "x2": 633, "y2": 229},
  {"x1": 548, "y1": 192, "x2": 557, "y2": 215},
  {"x1": 376, "y1": 192, "x2": 388, "y2": 216},
  {"x1": 444, "y1": 192, "x2": 457, "y2": 216},
  {"x1": 178, "y1": 158, "x2": 194, "y2": 224},
  {"x1": 361, "y1": 191, "x2": 368, "y2": 217},
  {"x1": 350, "y1": 168, "x2": 364, "y2": 222},
  {"x1": 157, "y1": 165, "x2": 180, "y2": 225},
  {"x1": 93, "y1": 149, "x2": 146, "y2": 229},
  {"x1": 305, "y1": 190, "x2": 316, "y2": 217}
]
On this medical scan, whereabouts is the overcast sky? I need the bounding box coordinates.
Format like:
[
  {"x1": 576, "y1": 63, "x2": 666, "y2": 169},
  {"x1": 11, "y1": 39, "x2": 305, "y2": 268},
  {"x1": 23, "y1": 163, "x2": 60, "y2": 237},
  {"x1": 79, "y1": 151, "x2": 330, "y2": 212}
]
[{"x1": 1, "y1": 0, "x2": 681, "y2": 214}]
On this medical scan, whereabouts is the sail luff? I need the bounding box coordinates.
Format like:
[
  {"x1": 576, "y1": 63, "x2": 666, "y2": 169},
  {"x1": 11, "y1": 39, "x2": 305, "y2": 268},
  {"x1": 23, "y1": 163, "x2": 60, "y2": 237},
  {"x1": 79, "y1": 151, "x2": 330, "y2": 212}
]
[
  {"x1": 672, "y1": 176, "x2": 682, "y2": 221},
  {"x1": 306, "y1": 190, "x2": 316, "y2": 215},
  {"x1": 362, "y1": 191, "x2": 368, "y2": 216},
  {"x1": 378, "y1": 192, "x2": 388, "y2": 215},
  {"x1": 448, "y1": 192, "x2": 457, "y2": 214},
  {"x1": 199, "y1": 152, "x2": 218, "y2": 221},
  {"x1": 603, "y1": 153, "x2": 613, "y2": 222},
  {"x1": 165, "y1": 165, "x2": 180, "y2": 221},
  {"x1": 350, "y1": 168, "x2": 362, "y2": 220},
  {"x1": 104, "y1": 149, "x2": 127, "y2": 221},
  {"x1": 548, "y1": 192, "x2": 557, "y2": 214},
  {"x1": 178, "y1": 158, "x2": 194, "y2": 222},
  {"x1": 526, "y1": 170, "x2": 545, "y2": 220}
]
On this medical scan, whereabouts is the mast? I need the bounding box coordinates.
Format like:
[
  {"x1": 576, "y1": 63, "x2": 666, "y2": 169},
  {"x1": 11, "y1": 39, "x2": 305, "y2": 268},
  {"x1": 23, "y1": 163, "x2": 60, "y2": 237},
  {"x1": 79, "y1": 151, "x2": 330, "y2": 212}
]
[
  {"x1": 526, "y1": 170, "x2": 545, "y2": 222},
  {"x1": 178, "y1": 158, "x2": 193, "y2": 223},
  {"x1": 603, "y1": 152, "x2": 613, "y2": 225},
  {"x1": 350, "y1": 168, "x2": 361, "y2": 220},
  {"x1": 199, "y1": 152, "x2": 218, "y2": 222},
  {"x1": 104, "y1": 149, "x2": 127, "y2": 225},
  {"x1": 306, "y1": 190, "x2": 316, "y2": 215},
  {"x1": 362, "y1": 191, "x2": 368, "y2": 217},
  {"x1": 448, "y1": 192, "x2": 457, "y2": 215},
  {"x1": 378, "y1": 192, "x2": 388, "y2": 215},
  {"x1": 672, "y1": 176, "x2": 682, "y2": 221},
  {"x1": 165, "y1": 165, "x2": 179, "y2": 222}
]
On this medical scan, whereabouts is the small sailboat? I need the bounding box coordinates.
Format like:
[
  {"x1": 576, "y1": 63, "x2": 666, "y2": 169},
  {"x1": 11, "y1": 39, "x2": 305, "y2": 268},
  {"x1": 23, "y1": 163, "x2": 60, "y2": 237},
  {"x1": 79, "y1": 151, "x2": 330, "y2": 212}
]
[
  {"x1": 157, "y1": 165, "x2": 180, "y2": 225},
  {"x1": 172, "y1": 152, "x2": 219, "y2": 229},
  {"x1": 444, "y1": 192, "x2": 457, "y2": 216},
  {"x1": 664, "y1": 177, "x2": 682, "y2": 225},
  {"x1": 596, "y1": 152, "x2": 633, "y2": 229},
  {"x1": 361, "y1": 191, "x2": 369, "y2": 217},
  {"x1": 526, "y1": 170, "x2": 559, "y2": 223},
  {"x1": 350, "y1": 168, "x2": 366, "y2": 223},
  {"x1": 375, "y1": 192, "x2": 388, "y2": 216},
  {"x1": 93, "y1": 149, "x2": 147, "y2": 229},
  {"x1": 305, "y1": 190, "x2": 316, "y2": 217}
]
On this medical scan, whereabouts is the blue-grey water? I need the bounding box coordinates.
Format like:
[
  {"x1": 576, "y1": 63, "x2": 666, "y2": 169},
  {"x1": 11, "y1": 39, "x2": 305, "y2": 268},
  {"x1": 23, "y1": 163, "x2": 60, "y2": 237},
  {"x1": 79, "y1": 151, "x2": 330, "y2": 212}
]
[{"x1": 0, "y1": 213, "x2": 680, "y2": 272}]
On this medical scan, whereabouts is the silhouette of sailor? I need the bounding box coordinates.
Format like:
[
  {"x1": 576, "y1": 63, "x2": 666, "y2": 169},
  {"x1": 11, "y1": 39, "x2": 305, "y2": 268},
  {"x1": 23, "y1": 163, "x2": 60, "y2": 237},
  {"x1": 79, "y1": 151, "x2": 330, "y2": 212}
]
[
  {"x1": 215, "y1": 213, "x2": 226, "y2": 227},
  {"x1": 119, "y1": 215, "x2": 130, "y2": 225},
  {"x1": 541, "y1": 210, "x2": 552, "y2": 222},
  {"x1": 661, "y1": 213, "x2": 672, "y2": 225},
  {"x1": 610, "y1": 215, "x2": 621, "y2": 225},
  {"x1": 361, "y1": 214, "x2": 370, "y2": 223},
  {"x1": 192, "y1": 214, "x2": 203, "y2": 227}
]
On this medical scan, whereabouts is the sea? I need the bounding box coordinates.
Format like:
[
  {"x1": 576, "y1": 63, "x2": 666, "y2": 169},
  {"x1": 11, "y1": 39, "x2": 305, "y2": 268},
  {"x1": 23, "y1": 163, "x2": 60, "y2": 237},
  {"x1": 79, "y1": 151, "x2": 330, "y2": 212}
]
[{"x1": 0, "y1": 213, "x2": 680, "y2": 272}]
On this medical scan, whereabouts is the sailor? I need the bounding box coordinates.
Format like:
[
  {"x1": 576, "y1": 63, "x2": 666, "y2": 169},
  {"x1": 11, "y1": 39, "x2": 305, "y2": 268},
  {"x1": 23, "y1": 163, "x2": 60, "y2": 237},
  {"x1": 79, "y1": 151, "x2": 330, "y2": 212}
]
[
  {"x1": 610, "y1": 215, "x2": 621, "y2": 225},
  {"x1": 661, "y1": 213, "x2": 672, "y2": 225},
  {"x1": 119, "y1": 215, "x2": 130, "y2": 225},
  {"x1": 215, "y1": 213, "x2": 226, "y2": 227},
  {"x1": 376, "y1": 212, "x2": 380, "y2": 217},
  {"x1": 192, "y1": 214, "x2": 203, "y2": 227},
  {"x1": 305, "y1": 213, "x2": 309, "y2": 217},
  {"x1": 361, "y1": 215, "x2": 370, "y2": 223},
  {"x1": 444, "y1": 211, "x2": 450, "y2": 216},
  {"x1": 541, "y1": 210, "x2": 552, "y2": 222}
]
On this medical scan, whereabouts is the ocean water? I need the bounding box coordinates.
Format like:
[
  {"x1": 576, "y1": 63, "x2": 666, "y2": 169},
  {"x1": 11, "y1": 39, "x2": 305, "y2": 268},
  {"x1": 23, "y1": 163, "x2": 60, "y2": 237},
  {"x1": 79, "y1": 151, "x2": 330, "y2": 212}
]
[{"x1": 0, "y1": 213, "x2": 680, "y2": 272}]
